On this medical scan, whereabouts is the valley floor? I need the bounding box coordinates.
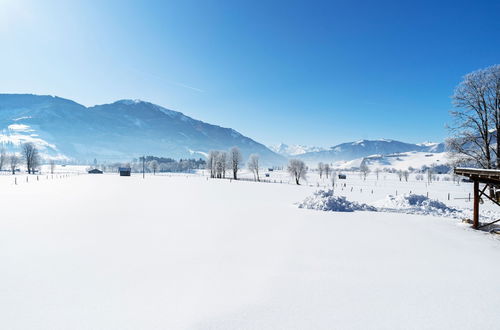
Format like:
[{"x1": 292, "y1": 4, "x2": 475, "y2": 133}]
[{"x1": 1, "y1": 174, "x2": 500, "y2": 329}]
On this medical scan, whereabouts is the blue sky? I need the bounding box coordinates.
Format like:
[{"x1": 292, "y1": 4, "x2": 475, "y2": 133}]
[{"x1": 0, "y1": 0, "x2": 499, "y2": 147}]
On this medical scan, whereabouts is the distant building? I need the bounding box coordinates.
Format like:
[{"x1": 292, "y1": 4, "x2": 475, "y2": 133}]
[
  {"x1": 119, "y1": 167, "x2": 131, "y2": 176},
  {"x1": 338, "y1": 174, "x2": 347, "y2": 179},
  {"x1": 88, "y1": 168, "x2": 103, "y2": 174}
]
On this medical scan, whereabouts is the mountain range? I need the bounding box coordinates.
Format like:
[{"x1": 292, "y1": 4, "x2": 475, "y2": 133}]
[
  {"x1": 293, "y1": 139, "x2": 445, "y2": 163},
  {"x1": 0, "y1": 94, "x2": 446, "y2": 167},
  {"x1": 269, "y1": 139, "x2": 444, "y2": 162},
  {"x1": 0, "y1": 94, "x2": 285, "y2": 164}
]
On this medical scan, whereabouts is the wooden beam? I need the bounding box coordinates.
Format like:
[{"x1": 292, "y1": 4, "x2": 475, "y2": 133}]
[{"x1": 473, "y1": 180, "x2": 480, "y2": 229}]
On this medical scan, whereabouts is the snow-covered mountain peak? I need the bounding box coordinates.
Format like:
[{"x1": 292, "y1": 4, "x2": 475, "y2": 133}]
[
  {"x1": 269, "y1": 143, "x2": 327, "y2": 156},
  {"x1": 417, "y1": 141, "x2": 438, "y2": 147},
  {"x1": 353, "y1": 138, "x2": 394, "y2": 145},
  {"x1": 115, "y1": 99, "x2": 143, "y2": 105},
  {"x1": 111, "y1": 99, "x2": 183, "y2": 118}
]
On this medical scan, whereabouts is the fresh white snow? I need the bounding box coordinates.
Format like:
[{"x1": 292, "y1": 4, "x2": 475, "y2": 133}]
[{"x1": 1, "y1": 173, "x2": 500, "y2": 329}]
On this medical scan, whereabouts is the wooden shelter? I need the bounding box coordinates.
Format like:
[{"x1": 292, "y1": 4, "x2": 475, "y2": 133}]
[{"x1": 454, "y1": 168, "x2": 500, "y2": 229}]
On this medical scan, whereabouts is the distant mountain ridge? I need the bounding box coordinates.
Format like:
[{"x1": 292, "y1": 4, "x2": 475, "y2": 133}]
[
  {"x1": 0, "y1": 94, "x2": 285, "y2": 164},
  {"x1": 269, "y1": 143, "x2": 327, "y2": 156},
  {"x1": 294, "y1": 139, "x2": 445, "y2": 164}
]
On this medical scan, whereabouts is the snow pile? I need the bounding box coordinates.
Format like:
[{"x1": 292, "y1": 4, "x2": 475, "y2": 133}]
[
  {"x1": 461, "y1": 208, "x2": 500, "y2": 223},
  {"x1": 298, "y1": 189, "x2": 376, "y2": 212},
  {"x1": 372, "y1": 194, "x2": 461, "y2": 217}
]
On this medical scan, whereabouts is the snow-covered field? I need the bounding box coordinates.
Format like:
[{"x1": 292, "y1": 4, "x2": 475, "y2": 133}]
[
  {"x1": 1, "y1": 172, "x2": 500, "y2": 329},
  {"x1": 236, "y1": 168, "x2": 487, "y2": 208}
]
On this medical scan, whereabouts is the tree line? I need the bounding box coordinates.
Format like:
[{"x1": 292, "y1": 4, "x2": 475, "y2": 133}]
[
  {"x1": 207, "y1": 146, "x2": 308, "y2": 184},
  {"x1": 96, "y1": 157, "x2": 207, "y2": 174}
]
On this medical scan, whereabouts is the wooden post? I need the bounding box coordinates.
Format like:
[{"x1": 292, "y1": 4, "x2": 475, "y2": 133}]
[{"x1": 473, "y1": 180, "x2": 479, "y2": 229}]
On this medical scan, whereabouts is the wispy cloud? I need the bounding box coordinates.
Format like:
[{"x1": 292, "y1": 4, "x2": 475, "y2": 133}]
[
  {"x1": 171, "y1": 82, "x2": 205, "y2": 93},
  {"x1": 128, "y1": 67, "x2": 205, "y2": 94}
]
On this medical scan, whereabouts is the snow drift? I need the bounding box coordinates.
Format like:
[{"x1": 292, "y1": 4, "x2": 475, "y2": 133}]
[
  {"x1": 298, "y1": 189, "x2": 376, "y2": 212},
  {"x1": 300, "y1": 191, "x2": 464, "y2": 219},
  {"x1": 372, "y1": 194, "x2": 461, "y2": 217}
]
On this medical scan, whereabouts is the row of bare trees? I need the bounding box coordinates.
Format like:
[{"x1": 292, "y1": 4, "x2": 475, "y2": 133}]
[
  {"x1": 206, "y1": 148, "x2": 308, "y2": 185},
  {"x1": 317, "y1": 162, "x2": 331, "y2": 179},
  {"x1": 0, "y1": 142, "x2": 41, "y2": 174},
  {"x1": 22, "y1": 142, "x2": 40, "y2": 174},
  {"x1": 0, "y1": 149, "x2": 20, "y2": 174},
  {"x1": 207, "y1": 147, "x2": 243, "y2": 179}
]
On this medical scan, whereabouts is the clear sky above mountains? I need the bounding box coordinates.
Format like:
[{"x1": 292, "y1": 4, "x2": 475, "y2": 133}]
[{"x1": 1, "y1": 0, "x2": 499, "y2": 147}]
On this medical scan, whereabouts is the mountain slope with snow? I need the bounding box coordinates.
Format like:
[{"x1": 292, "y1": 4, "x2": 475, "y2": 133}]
[
  {"x1": 0, "y1": 94, "x2": 285, "y2": 164},
  {"x1": 331, "y1": 151, "x2": 450, "y2": 171},
  {"x1": 296, "y1": 139, "x2": 445, "y2": 164}
]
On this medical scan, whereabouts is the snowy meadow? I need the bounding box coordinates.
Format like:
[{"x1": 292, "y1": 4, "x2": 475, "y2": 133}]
[{"x1": 1, "y1": 170, "x2": 500, "y2": 329}]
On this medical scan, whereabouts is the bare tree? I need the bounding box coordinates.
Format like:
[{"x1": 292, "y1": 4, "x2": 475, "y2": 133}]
[
  {"x1": 217, "y1": 151, "x2": 227, "y2": 178},
  {"x1": 229, "y1": 146, "x2": 242, "y2": 180},
  {"x1": 447, "y1": 65, "x2": 500, "y2": 169},
  {"x1": 287, "y1": 159, "x2": 307, "y2": 185},
  {"x1": 403, "y1": 170, "x2": 409, "y2": 182},
  {"x1": 206, "y1": 151, "x2": 213, "y2": 178},
  {"x1": 247, "y1": 154, "x2": 260, "y2": 181},
  {"x1": 149, "y1": 160, "x2": 159, "y2": 175},
  {"x1": 21, "y1": 143, "x2": 39, "y2": 174},
  {"x1": 9, "y1": 154, "x2": 19, "y2": 175},
  {"x1": 427, "y1": 169, "x2": 433, "y2": 184},
  {"x1": 360, "y1": 161, "x2": 370, "y2": 181},
  {"x1": 208, "y1": 151, "x2": 226, "y2": 178},
  {"x1": 375, "y1": 168, "x2": 380, "y2": 180},
  {"x1": 206, "y1": 150, "x2": 219, "y2": 178},
  {"x1": 397, "y1": 170, "x2": 403, "y2": 181},
  {"x1": 50, "y1": 160, "x2": 56, "y2": 174},
  {"x1": 139, "y1": 156, "x2": 146, "y2": 179},
  {"x1": 324, "y1": 163, "x2": 331, "y2": 178},
  {"x1": 318, "y1": 162, "x2": 324, "y2": 178},
  {"x1": 489, "y1": 65, "x2": 500, "y2": 167},
  {"x1": 0, "y1": 148, "x2": 6, "y2": 172}
]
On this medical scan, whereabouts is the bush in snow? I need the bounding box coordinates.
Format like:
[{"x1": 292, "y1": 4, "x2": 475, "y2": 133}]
[{"x1": 298, "y1": 189, "x2": 376, "y2": 212}]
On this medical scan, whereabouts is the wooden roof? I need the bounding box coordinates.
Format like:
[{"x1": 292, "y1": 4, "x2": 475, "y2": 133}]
[{"x1": 454, "y1": 167, "x2": 500, "y2": 184}]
